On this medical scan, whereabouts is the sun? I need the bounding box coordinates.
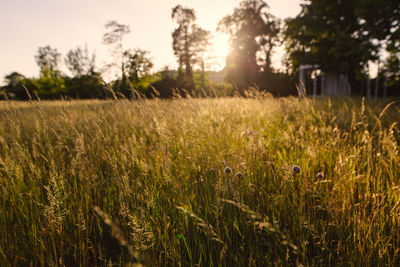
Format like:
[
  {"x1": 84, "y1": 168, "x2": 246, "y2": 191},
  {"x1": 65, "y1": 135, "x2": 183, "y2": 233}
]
[{"x1": 208, "y1": 32, "x2": 230, "y2": 71}]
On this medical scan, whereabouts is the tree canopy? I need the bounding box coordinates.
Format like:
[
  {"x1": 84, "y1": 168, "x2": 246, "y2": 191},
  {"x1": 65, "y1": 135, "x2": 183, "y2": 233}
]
[
  {"x1": 172, "y1": 5, "x2": 211, "y2": 90},
  {"x1": 218, "y1": 0, "x2": 281, "y2": 89},
  {"x1": 35, "y1": 46, "x2": 62, "y2": 77},
  {"x1": 123, "y1": 49, "x2": 153, "y2": 83},
  {"x1": 285, "y1": 0, "x2": 377, "y2": 76},
  {"x1": 103, "y1": 20, "x2": 131, "y2": 79},
  {"x1": 65, "y1": 45, "x2": 96, "y2": 77}
]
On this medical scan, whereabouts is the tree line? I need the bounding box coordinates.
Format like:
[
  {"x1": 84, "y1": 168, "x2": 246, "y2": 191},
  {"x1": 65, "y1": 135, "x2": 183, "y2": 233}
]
[{"x1": 1, "y1": 0, "x2": 399, "y2": 100}]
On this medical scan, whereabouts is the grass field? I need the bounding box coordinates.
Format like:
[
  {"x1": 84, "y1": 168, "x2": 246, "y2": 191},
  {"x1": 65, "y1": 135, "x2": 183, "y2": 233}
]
[{"x1": 1, "y1": 96, "x2": 400, "y2": 266}]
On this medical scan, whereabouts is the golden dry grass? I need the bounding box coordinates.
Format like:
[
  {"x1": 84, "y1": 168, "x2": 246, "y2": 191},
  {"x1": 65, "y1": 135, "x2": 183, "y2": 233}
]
[{"x1": 0, "y1": 96, "x2": 399, "y2": 266}]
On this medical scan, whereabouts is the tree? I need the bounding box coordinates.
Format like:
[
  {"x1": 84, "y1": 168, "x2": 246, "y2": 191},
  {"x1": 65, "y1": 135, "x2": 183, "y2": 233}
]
[
  {"x1": 2, "y1": 72, "x2": 26, "y2": 99},
  {"x1": 65, "y1": 45, "x2": 96, "y2": 77},
  {"x1": 218, "y1": 0, "x2": 281, "y2": 88},
  {"x1": 355, "y1": 0, "x2": 400, "y2": 52},
  {"x1": 110, "y1": 49, "x2": 155, "y2": 97},
  {"x1": 381, "y1": 48, "x2": 400, "y2": 96},
  {"x1": 190, "y1": 25, "x2": 211, "y2": 90},
  {"x1": 34, "y1": 46, "x2": 62, "y2": 77},
  {"x1": 64, "y1": 73, "x2": 105, "y2": 99},
  {"x1": 356, "y1": 0, "x2": 400, "y2": 95},
  {"x1": 4, "y1": 72, "x2": 25, "y2": 87},
  {"x1": 102, "y1": 20, "x2": 131, "y2": 79},
  {"x1": 284, "y1": 0, "x2": 379, "y2": 95},
  {"x1": 171, "y1": 5, "x2": 211, "y2": 90},
  {"x1": 32, "y1": 46, "x2": 66, "y2": 98},
  {"x1": 257, "y1": 10, "x2": 281, "y2": 74},
  {"x1": 384, "y1": 52, "x2": 400, "y2": 83},
  {"x1": 123, "y1": 49, "x2": 153, "y2": 83}
]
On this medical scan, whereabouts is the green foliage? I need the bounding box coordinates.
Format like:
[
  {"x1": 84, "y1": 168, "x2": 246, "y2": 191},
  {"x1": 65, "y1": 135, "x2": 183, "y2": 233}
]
[
  {"x1": 284, "y1": 0, "x2": 377, "y2": 76},
  {"x1": 3, "y1": 70, "x2": 66, "y2": 100},
  {"x1": 258, "y1": 71, "x2": 297, "y2": 96},
  {"x1": 148, "y1": 70, "x2": 238, "y2": 98},
  {"x1": 148, "y1": 70, "x2": 185, "y2": 98},
  {"x1": 385, "y1": 54, "x2": 400, "y2": 84},
  {"x1": 382, "y1": 51, "x2": 400, "y2": 95},
  {"x1": 4, "y1": 39, "x2": 158, "y2": 100},
  {"x1": 148, "y1": 77, "x2": 180, "y2": 98},
  {"x1": 3, "y1": 71, "x2": 107, "y2": 100},
  {"x1": 111, "y1": 74, "x2": 159, "y2": 99},
  {"x1": 35, "y1": 69, "x2": 66, "y2": 98},
  {"x1": 355, "y1": 0, "x2": 400, "y2": 50},
  {"x1": 1, "y1": 98, "x2": 400, "y2": 265},
  {"x1": 284, "y1": 0, "x2": 399, "y2": 78},
  {"x1": 64, "y1": 74, "x2": 106, "y2": 99},
  {"x1": 123, "y1": 49, "x2": 154, "y2": 83}
]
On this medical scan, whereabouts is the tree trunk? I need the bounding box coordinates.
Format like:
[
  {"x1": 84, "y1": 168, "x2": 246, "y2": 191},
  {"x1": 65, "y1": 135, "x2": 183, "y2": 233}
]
[
  {"x1": 200, "y1": 59, "x2": 205, "y2": 90},
  {"x1": 374, "y1": 60, "x2": 380, "y2": 101},
  {"x1": 184, "y1": 26, "x2": 193, "y2": 87},
  {"x1": 366, "y1": 77, "x2": 371, "y2": 99},
  {"x1": 383, "y1": 77, "x2": 387, "y2": 98}
]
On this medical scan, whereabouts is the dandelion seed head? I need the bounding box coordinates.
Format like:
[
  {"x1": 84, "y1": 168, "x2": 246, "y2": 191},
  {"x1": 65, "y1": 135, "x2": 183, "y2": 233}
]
[
  {"x1": 316, "y1": 172, "x2": 324, "y2": 179},
  {"x1": 236, "y1": 172, "x2": 243, "y2": 178}
]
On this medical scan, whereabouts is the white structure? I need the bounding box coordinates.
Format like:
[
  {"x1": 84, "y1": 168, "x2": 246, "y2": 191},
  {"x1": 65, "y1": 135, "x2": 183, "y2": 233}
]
[
  {"x1": 299, "y1": 64, "x2": 320, "y2": 97},
  {"x1": 299, "y1": 64, "x2": 352, "y2": 97}
]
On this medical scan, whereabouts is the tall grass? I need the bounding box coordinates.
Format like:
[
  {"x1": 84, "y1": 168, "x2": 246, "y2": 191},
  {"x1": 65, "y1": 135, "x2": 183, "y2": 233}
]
[{"x1": 0, "y1": 96, "x2": 399, "y2": 266}]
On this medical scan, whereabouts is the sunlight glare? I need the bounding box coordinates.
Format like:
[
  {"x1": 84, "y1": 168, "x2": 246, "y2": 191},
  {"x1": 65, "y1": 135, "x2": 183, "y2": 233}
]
[{"x1": 209, "y1": 33, "x2": 230, "y2": 71}]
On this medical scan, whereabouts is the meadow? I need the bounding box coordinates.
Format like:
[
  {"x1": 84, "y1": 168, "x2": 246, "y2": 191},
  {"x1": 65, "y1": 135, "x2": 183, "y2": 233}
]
[{"x1": 0, "y1": 96, "x2": 400, "y2": 266}]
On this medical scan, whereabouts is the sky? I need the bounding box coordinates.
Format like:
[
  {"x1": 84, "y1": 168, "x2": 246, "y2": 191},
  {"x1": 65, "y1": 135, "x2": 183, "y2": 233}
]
[{"x1": 0, "y1": 0, "x2": 302, "y2": 85}]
